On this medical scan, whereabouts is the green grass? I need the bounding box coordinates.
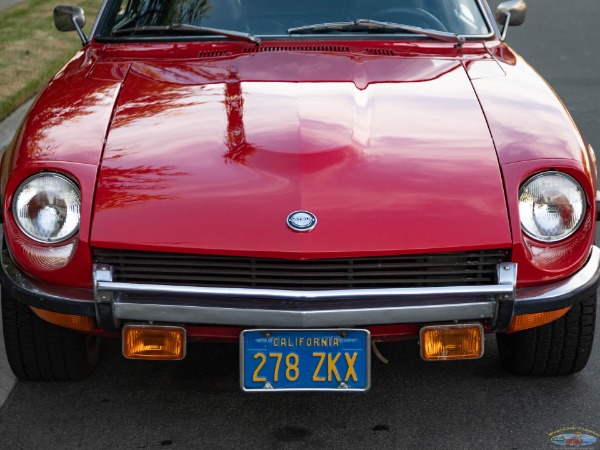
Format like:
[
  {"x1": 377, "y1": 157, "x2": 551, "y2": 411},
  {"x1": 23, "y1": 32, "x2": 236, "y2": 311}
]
[{"x1": 0, "y1": 0, "x2": 103, "y2": 121}]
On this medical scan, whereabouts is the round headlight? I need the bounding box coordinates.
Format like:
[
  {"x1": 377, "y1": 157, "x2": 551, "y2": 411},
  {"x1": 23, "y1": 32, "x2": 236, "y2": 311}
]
[
  {"x1": 13, "y1": 173, "x2": 80, "y2": 243},
  {"x1": 519, "y1": 172, "x2": 586, "y2": 242}
]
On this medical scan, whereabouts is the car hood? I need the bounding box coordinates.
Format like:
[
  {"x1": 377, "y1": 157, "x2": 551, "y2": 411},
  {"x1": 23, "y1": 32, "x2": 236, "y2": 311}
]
[{"x1": 91, "y1": 53, "x2": 511, "y2": 257}]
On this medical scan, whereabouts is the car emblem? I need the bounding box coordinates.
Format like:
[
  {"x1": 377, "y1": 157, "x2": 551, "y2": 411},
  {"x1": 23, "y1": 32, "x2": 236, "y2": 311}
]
[{"x1": 286, "y1": 211, "x2": 317, "y2": 232}]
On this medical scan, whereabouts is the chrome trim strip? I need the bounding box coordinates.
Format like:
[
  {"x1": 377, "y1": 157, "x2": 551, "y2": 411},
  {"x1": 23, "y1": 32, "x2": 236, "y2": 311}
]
[
  {"x1": 89, "y1": 0, "x2": 111, "y2": 39},
  {"x1": 114, "y1": 301, "x2": 496, "y2": 328},
  {"x1": 477, "y1": 0, "x2": 501, "y2": 39},
  {"x1": 97, "y1": 277, "x2": 514, "y2": 300}
]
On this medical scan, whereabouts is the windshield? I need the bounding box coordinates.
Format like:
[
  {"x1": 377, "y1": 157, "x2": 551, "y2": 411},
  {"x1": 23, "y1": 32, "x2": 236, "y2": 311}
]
[{"x1": 96, "y1": 0, "x2": 491, "y2": 40}]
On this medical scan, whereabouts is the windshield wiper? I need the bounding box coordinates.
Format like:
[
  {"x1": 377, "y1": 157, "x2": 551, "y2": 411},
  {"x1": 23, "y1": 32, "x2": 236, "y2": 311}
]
[
  {"x1": 112, "y1": 23, "x2": 261, "y2": 45},
  {"x1": 288, "y1": 19, "x2": 465, "y2": 46}
]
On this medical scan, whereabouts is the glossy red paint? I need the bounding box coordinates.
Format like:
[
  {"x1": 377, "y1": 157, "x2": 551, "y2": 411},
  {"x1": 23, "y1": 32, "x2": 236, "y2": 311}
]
[
  {"x1": 0, "y1": 47, "x2": 121, "y2": 288},
  {"x1": 479, "y1": 43, "x2": 588, "y2": 165},
  {"x1": 91, "y1": 48, "x2": 511, "y2": 258},
  {"x1": 476, "y1": 42, "x2": 598, "y2": 285},
  {"x1": 0, "y1": 48, "x2": 118, "y2": 170},
  {"x1": 186, "y1": 325, "x2": 244, "y2": 342},
  {"x1": 183, "y1": 324, "x2": 422, "y2": 342},
  {"x1": 365, "y1": 324, "x2": 422, "y2": 342},
  {"x1": 2, "y1": 40, "x2": 595, "y2": 288}
]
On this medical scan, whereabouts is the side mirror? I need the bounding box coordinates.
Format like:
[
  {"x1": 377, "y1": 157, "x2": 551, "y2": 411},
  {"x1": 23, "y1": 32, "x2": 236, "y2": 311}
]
[
  {"x1": 53, "y1": 5, "x2": 88, "y2": 45},
  {"x1": 496, "y1": 0, "x2": 527, "y2": 41}
]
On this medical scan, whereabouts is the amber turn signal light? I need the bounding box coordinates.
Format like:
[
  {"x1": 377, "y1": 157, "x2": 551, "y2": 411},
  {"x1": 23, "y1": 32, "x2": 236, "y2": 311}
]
[
  {"x1": 123, "y1": 325, "x2": 186, "y2": 360},
  {"x1": 420, "y1": 324, "x2": 484, "y2": 361},
  {"x1": 507, "y1": 307, "x2": 571, "y2": 333},
  {"x1": 30, "y1": 307, "x2": 95, "y2": 332}
]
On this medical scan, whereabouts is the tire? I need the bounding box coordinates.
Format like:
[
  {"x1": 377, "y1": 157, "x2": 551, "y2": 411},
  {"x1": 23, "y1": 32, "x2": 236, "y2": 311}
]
[
  {"x1": 1, "y1": 286, "x2": 100, "y2": 381},
  {"x1": 497, "y1": 293, "x2": 596, "y2": 376}
]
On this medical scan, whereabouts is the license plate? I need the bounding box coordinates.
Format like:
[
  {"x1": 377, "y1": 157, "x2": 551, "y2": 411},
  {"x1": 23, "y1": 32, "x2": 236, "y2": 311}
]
[{"x1": 240, "y1": 329, "x2": 370, "y2": 392}]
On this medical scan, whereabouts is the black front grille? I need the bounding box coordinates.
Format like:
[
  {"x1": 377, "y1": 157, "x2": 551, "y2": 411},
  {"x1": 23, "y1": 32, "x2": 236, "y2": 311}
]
[{"x1": 93, "y1": 249, "x2": 510, "y2": 290}]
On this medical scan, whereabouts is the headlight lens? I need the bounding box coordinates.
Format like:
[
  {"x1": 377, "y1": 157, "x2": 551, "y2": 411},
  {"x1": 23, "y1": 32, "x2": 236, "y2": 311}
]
[
  {"x1": 519, "y1": 172, "x2": 586, "y2": 242},
  {"x1": 13, "y1": 173, "x2": 80, "y2": 243}
]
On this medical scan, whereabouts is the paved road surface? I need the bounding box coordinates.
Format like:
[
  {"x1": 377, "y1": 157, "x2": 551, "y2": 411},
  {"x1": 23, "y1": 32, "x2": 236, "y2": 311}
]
[{"x1": 0, "y1": 0, "x2": 21, "y2": 13}]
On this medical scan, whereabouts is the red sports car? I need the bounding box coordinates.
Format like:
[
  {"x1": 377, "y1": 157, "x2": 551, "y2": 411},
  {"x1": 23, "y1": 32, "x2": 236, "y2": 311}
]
[{"x1": 1, "y1": 0, "x2": 598, "y2": 390}]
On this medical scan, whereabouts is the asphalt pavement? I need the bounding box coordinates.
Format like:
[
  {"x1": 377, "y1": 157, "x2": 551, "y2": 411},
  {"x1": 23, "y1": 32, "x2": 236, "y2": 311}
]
[{"x1": 0, "y1": 285, "x2": 14, "y2": 410}]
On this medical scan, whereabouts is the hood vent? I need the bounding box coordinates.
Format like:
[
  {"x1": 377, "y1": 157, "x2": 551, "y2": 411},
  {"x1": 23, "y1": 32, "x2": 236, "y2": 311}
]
[
  {"x1": 243, "y1": 45, "x2": 350, "y2": 53},
  {"x1": 198, "y1": 50, "x2": 230, "y2": 58},
  {"x1": 240, "y1": 46, "x2": 396, "y2": 56},
  {"x1": 365, "y1": 48, "x2": 395, "y2": 56}
]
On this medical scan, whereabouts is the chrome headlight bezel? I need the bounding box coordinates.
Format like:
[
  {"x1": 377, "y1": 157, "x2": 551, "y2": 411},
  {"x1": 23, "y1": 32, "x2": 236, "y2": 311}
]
[
  {"x1": 12, "y1": 172, "x2": 81, "y2": 244},
  {"x1": 518, "y1": 171, "x2": 587, "y2": 243}
]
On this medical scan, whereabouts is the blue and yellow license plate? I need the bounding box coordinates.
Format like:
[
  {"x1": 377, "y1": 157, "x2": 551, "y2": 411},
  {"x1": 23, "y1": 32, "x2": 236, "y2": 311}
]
[{"x1": 241, "y1": 329, "x2": 370, "y2": 392}]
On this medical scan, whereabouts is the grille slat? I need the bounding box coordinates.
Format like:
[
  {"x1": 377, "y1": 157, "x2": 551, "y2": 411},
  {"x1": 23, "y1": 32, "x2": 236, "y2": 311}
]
[
  {"x1": 113, "y1": 266, "x2": 497, "y2": 278},
  {"x1": 106, "y1": 274, "x2": 495, "y2": 286},
  {"x1": 94, "y1": 249, "x2": 509, "y2": 290}
]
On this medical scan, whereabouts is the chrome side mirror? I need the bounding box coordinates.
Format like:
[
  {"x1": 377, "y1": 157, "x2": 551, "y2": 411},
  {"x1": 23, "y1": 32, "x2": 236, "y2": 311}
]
[
  {"x1": 53, "y1": 5, "x2": 88, "y2": 45},
  {"x1": 496, "y1": 0, "x2": 527, "y2": 41}
]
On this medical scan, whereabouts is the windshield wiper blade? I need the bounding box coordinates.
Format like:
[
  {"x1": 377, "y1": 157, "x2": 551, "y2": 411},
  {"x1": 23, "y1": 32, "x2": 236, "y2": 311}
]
[
  {"x1": 112, "y1": 23, "x2": 261, "y2": 45},
  {"x1": 288, "y1": 19, "x2": 465, "y2": 45}
]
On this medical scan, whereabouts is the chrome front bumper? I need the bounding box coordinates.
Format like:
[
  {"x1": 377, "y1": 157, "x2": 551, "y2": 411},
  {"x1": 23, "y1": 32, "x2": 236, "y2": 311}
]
[{"x1": 2, "y1": 246, "x2": 600, "y2": 332}]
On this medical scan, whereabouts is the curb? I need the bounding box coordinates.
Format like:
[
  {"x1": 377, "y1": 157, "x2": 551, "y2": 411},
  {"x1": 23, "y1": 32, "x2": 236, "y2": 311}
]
[
  {"x1": 0, "y1": 99, "x2": 33, "y2": 154},
  {"x1": 0, "y1": 0, "x2": 23, "y2": 13},
  {"x1": 0, "y1": 100, "x2": 32, "y2": 409}
]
